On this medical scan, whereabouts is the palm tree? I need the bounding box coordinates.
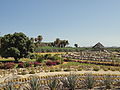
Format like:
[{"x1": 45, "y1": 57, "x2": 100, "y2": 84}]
[
  {"x1": 35, "y1": 38, "x2": 38, "y2": 42},
  {"x1": 30, "y1": 37, "x2": 34, "y2": 43},
  {"x1": 74, "y1": 44, "x2": 78, "y2": 48},
  {"x1": 61, "y1": 40, "x2": 69, "y2": 47},
  {"x1": 37, "y1": 35, "x2": 43, "y2": 43},
  {"x1": 54, "y1": 38, "x2": 61, "y2": 47}
]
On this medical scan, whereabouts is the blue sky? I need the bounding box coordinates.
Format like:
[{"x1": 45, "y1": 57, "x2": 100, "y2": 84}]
[{"x1": 0, "y1": 0, "x2": 120, "y2": 47}]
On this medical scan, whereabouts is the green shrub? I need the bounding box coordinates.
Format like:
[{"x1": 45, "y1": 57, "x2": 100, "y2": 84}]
[
  {"x1": 44, "y1": 54, "x2": 52, "y2": 59},
  {"x1": 0, "y1": 62, "x2": 16, "y2": 69},
  {"x1": 64, "y1": 68, "x2": 71, "y2": 72},
  {"x1": 50, "y1": 69, "x2": 54, "y2": 72},
  {"x1": 50, "y1": 54, "x2": 61, "y2": 61},
  {"x1": 0, "y1": 62, "x2": 5, "y2": 69},
  {"x1": 21, "y1": 70, "x2": 28, "y2": 75},
  {"x1": 29, "y1": 71, "x2": 35, "y2": 74},
  {"x1": 36, "y1": 55, "x2": 44, "y2": 63},
  {"x1": 93, "y1": 67, "x2": 100, "y2": 71},
  {"x1": 29, "y1": 54, "x2": 36, "y2": 59},
  {"x1": 110, "y1": 68, "x2": 116, "y2": 71},
  {"x1": 55, "y1": 69, "x2": 61, "y2": 72},
  {"x1": 78, "y1": 68, "x2": 82, "y2": 71},
  {"x1": 103, "y1": 68, "x2": 108, "y2": 71},
  {"x1": 24, "y1": 62, "x2": 32, "y2": 67}
]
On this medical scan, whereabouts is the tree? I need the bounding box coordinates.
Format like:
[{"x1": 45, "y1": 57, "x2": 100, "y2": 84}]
[
  {"x1": 74, "y1": 44, "x2": 78, "y2": 48},
  {"x1": 54, "y1": 38, "x2": 61, "y2": 47},
  {"x1": 35, "y1": 38, "x2": 38, "y2": 42},
  {"x1": 0, "y1": 32, "x2": 34, "y2": 62},
  {"x1": 54, "y1": 38, "x2": 69, "y2": 48},
  {"x1": 62, "y1": 40, "x2": 69, "y2": 47},
  {"x1": 37, "y1": 35, "x2": 43, "y2": 43},
  {"x1": 30, "y1": 37, "x2": 34, "y2": 43}
]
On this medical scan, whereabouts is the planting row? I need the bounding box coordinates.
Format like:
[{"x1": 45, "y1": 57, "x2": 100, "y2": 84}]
[
  {"x1": 0, "y1": 60, "x2": 61, "y2": 69},
  {"x1": 64, "y1": 58, "x2": 120, "y2": 66},
  {"x1": 1, "y1": 73, "x2": 120, "y2": 90}
]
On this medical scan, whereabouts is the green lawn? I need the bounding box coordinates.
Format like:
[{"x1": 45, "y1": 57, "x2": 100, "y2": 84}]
[{"x1": 60, "y1": 62, "x2": 95, "y2": 67}]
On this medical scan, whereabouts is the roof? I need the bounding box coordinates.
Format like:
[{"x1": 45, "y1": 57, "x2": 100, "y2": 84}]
[{"x1": 92, "y1": 42, "x2": 104, "y2": 49}]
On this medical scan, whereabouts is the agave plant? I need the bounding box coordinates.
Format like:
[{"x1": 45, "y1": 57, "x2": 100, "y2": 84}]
[
  {"x1": 103, "y1": 75, "x2": 113, "y2": 89},
  {"x1": 23, "y1": 75, "x2": 41, "y2": 90},
  {"x1": 4, "y1": 75, "x2": 21, "y2": 90},
  {"x1": 4, "y1": 82, "x2": 16, "y2": 90},
  {"x1": 47, "y1": 78, "x2": 59, "y2": 90},
  {"x1": 61, "y1": 73, "x2": 78, "y2": 90},
  {"x1": 83, "y1": 73, "x2": 95, "y2": 89}
]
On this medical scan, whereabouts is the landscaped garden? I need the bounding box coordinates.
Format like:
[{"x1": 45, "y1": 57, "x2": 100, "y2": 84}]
[{"x1": 1, "y1": 32, "x2": 120, "y2": 89}]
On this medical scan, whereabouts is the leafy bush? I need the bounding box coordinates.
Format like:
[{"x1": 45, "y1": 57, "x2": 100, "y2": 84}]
[
  {"x1": 17, "y1": 63, "x2": 25, "y2": 68},
  {"x1": 4, "y1": 63, "x2": 15, "y2": 69},
  {"x1": 55, "y1": 60, "x2": 60, "y2": 65},
  {"x1": 29, "y1": 54, "x2": 36, "y2": 59},
  {"x1": 64, "y1": 68, "x2": 71, "y2": 72},
  {"x1": 29, "y1": 71, "x2": 35, "y2": 74},
  {"x1": 55, "y1": 69, "x2": 61, "y2": 72},
  {"x1": 34, "y1": 62, "x2": 41, "y2": 67},
  {"x1": 46, "y1": 61, "x2": 56, "y2": 66},
  {"x1": 24, "y1": 62, "x2": 32, "y2": 67},
  {"x1": 78, "y1": 68, "x2": 82, "y2": 71},
  {"x1": 0, "y1": 62, "x2": 15, "y2": 69},
  {"x1": 103, "y1": 68, "x2": 108, "y2": 71},
  {"x1": 93, "y1": 67, "x2": 100, "y2": 71},
  {"x1": 36, "y1": 55, "x2": 44, "y2": 63},
  {"x1": 50, "y1": 69, "x2": 54, "y2": 72},
  {"x1": 44, "y1": 54, "x2": 52, "y2": 59},
  {"x1": 0, "y1": 62, "x2": 5, "y2": 69},
  {"x1": 21, "y1": 71, "x2": 27, "y2": 75},
  {"x1": 110, "y1": 68, "x2": 116, "y2": 71},
  {"x1": 50, "y1": 55, "x2": 61, "y2": 61}
]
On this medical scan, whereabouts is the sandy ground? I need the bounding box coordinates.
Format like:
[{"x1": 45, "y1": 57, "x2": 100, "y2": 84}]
[{"x1": 0, "y1": 70, "x2": 120, "y2": 83}]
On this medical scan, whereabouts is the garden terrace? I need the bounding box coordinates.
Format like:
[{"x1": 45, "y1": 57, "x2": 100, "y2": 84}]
[
  {"x1": 1, "y1": 73, "x2": 120, "y2": 89},
  {"x1": 0, "y1": 61, "x2": 120, "y2": 82},
  {"x1": 0, "y1": 52, "x2": 120, "y2": 89},
  {"x1": 62, "y1": 51, "x2": 120, "y2": 63}
]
